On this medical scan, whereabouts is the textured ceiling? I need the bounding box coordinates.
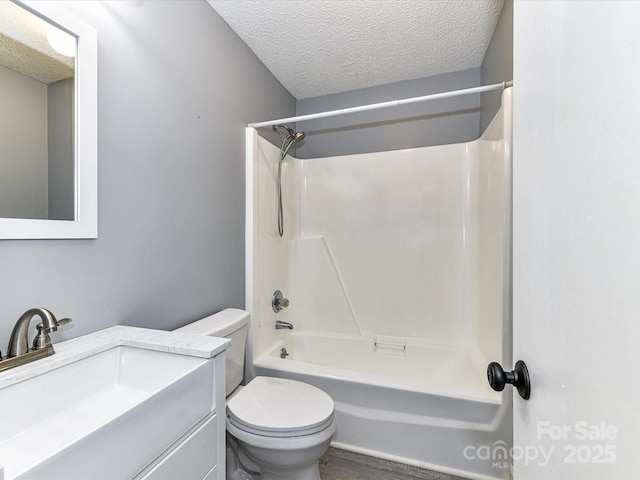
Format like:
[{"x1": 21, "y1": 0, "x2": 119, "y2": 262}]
[
  {"x1": 0, "y1": 1, "x2": 74, "y2": 84},
  {"x1": 208, "y1": 0, "x2": 504, "y2": 100}
]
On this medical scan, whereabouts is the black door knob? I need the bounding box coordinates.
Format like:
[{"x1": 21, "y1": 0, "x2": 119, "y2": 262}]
[{"x1": 487, "y1": 360, "x2": 531, "y2": 400}]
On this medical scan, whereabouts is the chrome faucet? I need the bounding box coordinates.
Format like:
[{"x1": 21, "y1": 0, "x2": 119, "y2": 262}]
[
  {"x1": 1, "y1": 308, "x2": 72, "y2": 372},
  {"x1": 275, "y1": 320, "x2": 294, "y2": 330}
]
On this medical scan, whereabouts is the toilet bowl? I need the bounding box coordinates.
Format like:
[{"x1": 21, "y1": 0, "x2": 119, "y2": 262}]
[
  {"x1": 174, "y1": 309, "x2": 335, "y2": 480},
  {"x1": 227, "y1": 376, "x2": 336, "y2": 480}
]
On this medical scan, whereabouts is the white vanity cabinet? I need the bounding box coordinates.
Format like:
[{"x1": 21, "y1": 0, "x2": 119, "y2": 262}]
[
  {"x1": 138, "y1": 413, "x2": 219, "y2": 480},
  {"x1": 137, "y1": 353, "x2": 228, "y2": 480},
  {"x1": 0, "y1": 327, "x2": 229, "y2": 480}
]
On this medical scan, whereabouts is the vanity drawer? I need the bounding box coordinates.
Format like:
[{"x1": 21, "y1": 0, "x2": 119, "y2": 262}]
[{"x1": 140, "y1": 413, "x2": 217, "y2": 480}]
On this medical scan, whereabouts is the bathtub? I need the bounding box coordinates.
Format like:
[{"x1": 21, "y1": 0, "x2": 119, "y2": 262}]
[{"x1": 253, "y1": 332, "x2": 511, "y2": 480}]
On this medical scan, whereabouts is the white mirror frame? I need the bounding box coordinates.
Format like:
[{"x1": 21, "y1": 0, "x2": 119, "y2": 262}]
[{"x1": 0, "y1": 0, "x2": 97, "y2": 239}]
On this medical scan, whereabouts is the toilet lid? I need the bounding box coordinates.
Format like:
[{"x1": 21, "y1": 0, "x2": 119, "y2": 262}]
[{"x1": 226, "y1": 376, "x2": 335, "y2": 437}]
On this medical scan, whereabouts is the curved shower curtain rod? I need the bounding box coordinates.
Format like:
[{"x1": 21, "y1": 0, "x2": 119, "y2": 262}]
[{"x1": 248, "y1": 80, "x2": 513, "y2": 129}]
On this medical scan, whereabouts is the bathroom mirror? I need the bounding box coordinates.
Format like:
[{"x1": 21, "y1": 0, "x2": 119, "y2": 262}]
[{"x1": 0, "y1": 0, "x2": 97, "y2": 239}]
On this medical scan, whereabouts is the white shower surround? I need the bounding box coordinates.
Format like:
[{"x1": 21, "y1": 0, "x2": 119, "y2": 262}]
[{"x1": 245, "y1": 88, "x2": 512, "y2": 480}]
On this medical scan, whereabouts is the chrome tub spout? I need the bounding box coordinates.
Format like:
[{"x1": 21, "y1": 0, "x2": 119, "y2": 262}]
[{"x1": 275, "y1": 320, "x2": 294, "y2": 330}]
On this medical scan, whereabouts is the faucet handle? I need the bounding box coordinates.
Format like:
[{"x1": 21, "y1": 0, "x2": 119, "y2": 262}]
[
  {"x1": 56, "y1": 317, "x2": 72, "y2": 329},
  {"x1": 33, "y1": 324, "x2": 52, "y2": 350},
  {"x1": 32, "y1": 318, "x2": 71, "y2": 350},
  {"x1": 36, "y1": 317, "x2": 72, "y2": 333}
]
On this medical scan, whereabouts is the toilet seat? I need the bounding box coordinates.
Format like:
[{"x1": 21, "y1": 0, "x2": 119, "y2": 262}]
[{"x1": 226, "y1": 376, "x2": 335, "y2": 438}]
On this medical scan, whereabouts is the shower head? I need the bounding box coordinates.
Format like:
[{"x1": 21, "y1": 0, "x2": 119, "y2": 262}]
[
  {"x1": 272, "y1": 125, "x2": 305, "y2": 239},
  {"x1": 273, "y1": 124, "x2": 305, "y2": 144}
]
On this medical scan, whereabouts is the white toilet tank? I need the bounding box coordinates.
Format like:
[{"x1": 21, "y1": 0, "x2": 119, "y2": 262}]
[{"x1": 174, "y1": 308, "x2": 249, "y2": 396}]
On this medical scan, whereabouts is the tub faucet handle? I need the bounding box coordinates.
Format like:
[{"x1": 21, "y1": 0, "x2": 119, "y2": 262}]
[{"x1": 272, "y1": 290, "x2": 290, "y2": 312}]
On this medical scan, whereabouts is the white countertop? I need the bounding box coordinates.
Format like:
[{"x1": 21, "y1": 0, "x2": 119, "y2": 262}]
[{"x1": 0, "y1": 325, "x2": 229, "y2": 390}]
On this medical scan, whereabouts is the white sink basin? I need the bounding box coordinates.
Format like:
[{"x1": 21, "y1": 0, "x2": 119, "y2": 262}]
[{"x1": 0, "y1": 345, "x2": 214, "y2": 479}]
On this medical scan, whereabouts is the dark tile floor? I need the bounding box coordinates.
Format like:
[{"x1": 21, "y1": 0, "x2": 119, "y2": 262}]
[{"x1": 319, "y1": 447, "x2": 470, "y2": 480}]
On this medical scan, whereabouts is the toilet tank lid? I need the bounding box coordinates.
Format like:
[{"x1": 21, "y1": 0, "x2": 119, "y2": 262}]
[{"x1": 175, "y1": 308, "x2": 249, "y2": 337}]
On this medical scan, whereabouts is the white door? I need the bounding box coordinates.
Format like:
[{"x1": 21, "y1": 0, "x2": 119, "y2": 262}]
[{"x1": 512, "y1": 1, "x2": 640, "y2": 478}]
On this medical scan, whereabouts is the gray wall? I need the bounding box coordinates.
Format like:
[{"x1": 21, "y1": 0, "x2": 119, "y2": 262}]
[
  {"x1": 0, "y1": 0, "x2": 295, "y2": 344},
  {"x1": 48, "y1": 78, "x2": 75, "y2": 221},
  {"x1": 0, "y1": 64, "x2": 49, "y2": 219},
  {"x1": 295, "y1": 68, "x2": 482, "y2": 158},
  {"x1": 0, "y1": 68, "x2": 75, "y2": 221},
  {"x1": 480, "y1": 0, "x2": 513, "y2": 132}
]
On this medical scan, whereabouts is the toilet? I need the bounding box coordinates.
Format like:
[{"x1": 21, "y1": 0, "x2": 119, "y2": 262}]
[{"x1": 174, "y1": 308, "x2": 336, "y2": 480}]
